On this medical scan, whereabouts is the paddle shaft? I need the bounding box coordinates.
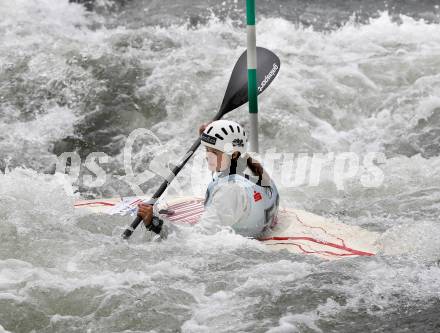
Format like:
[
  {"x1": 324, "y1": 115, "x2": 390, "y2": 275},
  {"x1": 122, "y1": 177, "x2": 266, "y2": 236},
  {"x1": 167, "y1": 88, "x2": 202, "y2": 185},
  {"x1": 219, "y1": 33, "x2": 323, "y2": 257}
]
[{"x1": 121, "y1": 110, "x2": 224, "y2": 239}]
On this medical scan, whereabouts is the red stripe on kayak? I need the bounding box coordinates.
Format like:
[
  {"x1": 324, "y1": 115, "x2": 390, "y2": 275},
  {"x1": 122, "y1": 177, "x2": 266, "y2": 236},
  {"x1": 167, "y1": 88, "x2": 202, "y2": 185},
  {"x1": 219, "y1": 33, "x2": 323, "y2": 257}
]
[
  {"x1": 167, "y1": 200, "x2": 204, "y2": 211},
  {"x1": 167, "y1": 204, "x2": 204, "y2": 215},
  {"x1": 163, "y1": 200, "x2": 204, "y2": 223},
  {"x1": 168, "y1": 215, "x2": 200, "y2": 224},
  {"x1": 74, "y1": 201, "x2": 115, "y2": 207},
  {"x1": 266, "y1": 241, "x2": 363, "y2": 257},
  {"x1": 166, "y1": 203, "x2": 204, "y2": 215},
  {"x1": 259, "y1": 236, "x2": 374, "y2": 257},
  {"x1": 166, "y1": 209, "x2": 204, "y2": 222},
  {"x1": 292, "y1": 212, "x2": 347, "y2": 247},
  {"x1": 130, "y1": 198, "x2": 143, "y2": 204},
  {"x1": 167, "y1": 209, "x2": 204, "y2": 219}
]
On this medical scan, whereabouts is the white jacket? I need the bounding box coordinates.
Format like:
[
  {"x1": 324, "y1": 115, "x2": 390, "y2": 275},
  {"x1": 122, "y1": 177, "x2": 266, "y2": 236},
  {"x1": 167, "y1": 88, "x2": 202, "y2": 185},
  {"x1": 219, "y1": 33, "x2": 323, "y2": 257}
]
[
  {"x1": 200, "y1": 172, "x2": 279, "y2": 237},
  {"x1": 200, "y1": 180, "x2": 250, "y2": 229}
]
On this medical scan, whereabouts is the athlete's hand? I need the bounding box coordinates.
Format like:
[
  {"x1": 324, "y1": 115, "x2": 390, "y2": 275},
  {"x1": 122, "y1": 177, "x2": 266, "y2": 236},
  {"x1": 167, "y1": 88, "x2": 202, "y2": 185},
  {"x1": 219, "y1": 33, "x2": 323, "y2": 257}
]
[
  {"x1": 137, "y1": 203, "x2": 153, "y2": 226},
  {"x1": 198, "y1": 122, "x2": 211, "y2": 135}
]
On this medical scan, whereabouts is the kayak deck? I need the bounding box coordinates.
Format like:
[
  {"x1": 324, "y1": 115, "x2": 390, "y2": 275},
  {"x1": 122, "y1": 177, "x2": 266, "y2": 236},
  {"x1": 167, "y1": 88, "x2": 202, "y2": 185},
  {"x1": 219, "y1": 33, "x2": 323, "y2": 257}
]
[{"x1": 74, "y1": 196, "x2": 380, "y2": 260}]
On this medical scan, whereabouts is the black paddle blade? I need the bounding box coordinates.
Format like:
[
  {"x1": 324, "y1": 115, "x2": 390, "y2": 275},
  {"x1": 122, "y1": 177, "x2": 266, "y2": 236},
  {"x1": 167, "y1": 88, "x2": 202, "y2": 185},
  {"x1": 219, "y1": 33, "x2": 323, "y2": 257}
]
[{"x1": 219, "y1": 47, "x2": 280, "y2": 116}]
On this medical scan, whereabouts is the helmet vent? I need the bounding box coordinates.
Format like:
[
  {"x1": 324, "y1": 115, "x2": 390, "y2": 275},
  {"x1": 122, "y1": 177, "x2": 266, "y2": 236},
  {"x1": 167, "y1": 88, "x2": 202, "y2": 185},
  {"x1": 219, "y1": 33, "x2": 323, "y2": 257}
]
[
  {"x1": 243, "y1": 131, "x2": 246, "y2": 137},
  {"x1": 215, "y1": 134, "x2": 224, "y2": 140},
  {"x1": 206, "y1": 126, "x2": 213, "y2": 134},
  {"x1": 221, "y1": 127, "x2": 228, "y2": 135},
  {"x1": 229, "y1": 125, "x2": 234, "y2": 133},
  {"x1": 237, "y1": 126, "x2": 240, "y2": 133}
]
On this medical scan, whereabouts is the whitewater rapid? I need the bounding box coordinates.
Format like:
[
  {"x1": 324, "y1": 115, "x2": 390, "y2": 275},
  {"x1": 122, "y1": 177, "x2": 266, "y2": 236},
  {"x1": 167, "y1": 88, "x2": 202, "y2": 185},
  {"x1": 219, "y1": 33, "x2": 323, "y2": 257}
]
[{"x1": 1, "y1": 0, "x2": 440, "y2": 332}]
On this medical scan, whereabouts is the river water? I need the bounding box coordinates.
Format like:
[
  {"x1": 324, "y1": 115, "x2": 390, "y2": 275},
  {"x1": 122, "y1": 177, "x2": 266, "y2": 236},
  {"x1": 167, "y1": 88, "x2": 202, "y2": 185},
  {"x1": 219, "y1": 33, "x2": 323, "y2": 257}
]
[{"x1": 1, "y1": 0, "x2": 440, "y2": 332}]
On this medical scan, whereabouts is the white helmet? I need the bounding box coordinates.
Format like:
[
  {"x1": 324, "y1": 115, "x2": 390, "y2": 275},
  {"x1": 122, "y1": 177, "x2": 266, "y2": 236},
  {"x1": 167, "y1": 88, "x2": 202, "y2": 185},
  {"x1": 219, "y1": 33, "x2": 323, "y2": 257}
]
[{"x1": 201, "y1": 120, "x2": 248, "y2": 156}]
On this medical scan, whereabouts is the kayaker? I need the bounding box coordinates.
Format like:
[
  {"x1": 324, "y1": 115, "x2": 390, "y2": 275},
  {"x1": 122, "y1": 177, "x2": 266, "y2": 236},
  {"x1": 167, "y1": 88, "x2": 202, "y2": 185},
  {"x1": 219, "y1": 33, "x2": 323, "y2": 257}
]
[{"x1": 137, "y1": 120, "x2": 279, "y2": 238}]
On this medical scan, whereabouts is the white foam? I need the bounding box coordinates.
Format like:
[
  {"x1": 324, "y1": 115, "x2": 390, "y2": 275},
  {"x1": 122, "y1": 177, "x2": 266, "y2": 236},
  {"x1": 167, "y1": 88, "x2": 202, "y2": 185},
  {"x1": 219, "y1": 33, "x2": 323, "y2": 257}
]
[
  {"x1": 0, "y1": 323, "x2": 12, "y2": 333},
  {"x1": 267, "y1": 311, "x2": 323, "y2": 333},
  {"x1": 0, "y1": 105, "x2": 78, "y2": 145},
  {"x1": 181, "y1": 258, "x2": 314, "y2": 332},
  {"x1": 380, "y1": 220, "x2": 440, "y2": 261}
]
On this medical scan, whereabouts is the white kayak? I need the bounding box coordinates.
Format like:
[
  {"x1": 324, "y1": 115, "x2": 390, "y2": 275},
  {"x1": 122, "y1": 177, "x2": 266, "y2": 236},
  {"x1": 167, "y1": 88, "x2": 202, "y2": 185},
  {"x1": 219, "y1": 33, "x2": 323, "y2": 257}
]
[{"x1": 74, "y1": 196, "x2": 381, "y2": 260}]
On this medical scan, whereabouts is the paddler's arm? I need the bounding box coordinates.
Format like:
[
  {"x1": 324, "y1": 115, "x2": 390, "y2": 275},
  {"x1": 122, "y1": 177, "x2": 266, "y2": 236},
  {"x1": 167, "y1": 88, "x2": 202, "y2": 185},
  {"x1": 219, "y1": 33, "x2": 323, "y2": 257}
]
[{"x1": 137, "y1": 203, "x2": 163, "y2": 235}]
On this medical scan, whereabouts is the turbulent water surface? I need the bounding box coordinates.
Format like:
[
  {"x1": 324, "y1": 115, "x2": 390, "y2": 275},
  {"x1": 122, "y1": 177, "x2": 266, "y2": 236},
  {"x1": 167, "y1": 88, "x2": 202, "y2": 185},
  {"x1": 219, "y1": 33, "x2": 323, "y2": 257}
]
[{"x1": 1, "y1": 0, "x2": 440, "y2": 332}]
